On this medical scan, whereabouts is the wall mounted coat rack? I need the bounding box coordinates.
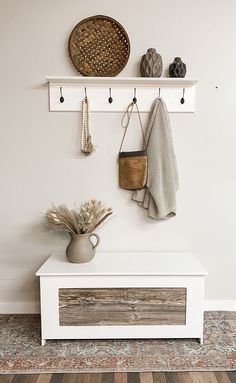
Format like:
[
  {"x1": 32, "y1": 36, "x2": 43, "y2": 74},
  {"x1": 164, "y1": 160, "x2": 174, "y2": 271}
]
[{"x1": 46, "y1": 76, "x2": 197, "y2": 113}]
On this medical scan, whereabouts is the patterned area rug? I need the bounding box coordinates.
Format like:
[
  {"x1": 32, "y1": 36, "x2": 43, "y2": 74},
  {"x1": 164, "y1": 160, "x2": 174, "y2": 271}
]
[{"x1": 0, "y1": 312, "x2": 236, "y2": 373}]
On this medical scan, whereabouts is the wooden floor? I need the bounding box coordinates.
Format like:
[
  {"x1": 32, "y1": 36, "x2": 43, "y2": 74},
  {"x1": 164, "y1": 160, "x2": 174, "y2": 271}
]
[{"x1": 0, "y1": 372, "x2": 236, "y2": 383}]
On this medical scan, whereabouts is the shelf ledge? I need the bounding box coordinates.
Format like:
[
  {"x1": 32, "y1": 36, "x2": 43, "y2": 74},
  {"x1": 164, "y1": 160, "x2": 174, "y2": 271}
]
[{"x1": 46, "y1": 76, "x2": 197, "y2": 87}]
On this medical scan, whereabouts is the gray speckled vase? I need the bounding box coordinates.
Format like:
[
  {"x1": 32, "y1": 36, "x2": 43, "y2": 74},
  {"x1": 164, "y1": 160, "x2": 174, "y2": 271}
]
[
  {"x1": 140, "y1": 48, "x2": 163, "y2": 77},
  {"x1": 66, "y1": 233, "x2": 100, "y2": 263}
]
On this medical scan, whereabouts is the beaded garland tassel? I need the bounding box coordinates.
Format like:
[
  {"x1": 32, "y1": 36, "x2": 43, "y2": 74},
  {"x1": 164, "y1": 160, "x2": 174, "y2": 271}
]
[{"x1": 81, "y1": 97, "x2": 94, "y2": 155}]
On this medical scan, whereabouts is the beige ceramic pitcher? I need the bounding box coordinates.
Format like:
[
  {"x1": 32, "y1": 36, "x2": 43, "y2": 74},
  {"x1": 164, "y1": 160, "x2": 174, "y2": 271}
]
[{"x1": 66, "y1": 233, "x2": 100, "y2": 263}]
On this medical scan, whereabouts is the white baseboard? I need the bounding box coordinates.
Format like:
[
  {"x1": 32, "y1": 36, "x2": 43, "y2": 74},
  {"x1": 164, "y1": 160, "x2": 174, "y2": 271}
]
[
  {"x1": 204, "y1": 300, "x2": 236, "y2": 311},
  {"x1": 0, "y1": 300, "x2": 236, "y2": 314},
  {"x1": 0, "y1": 301, "x2": 40, "y2": 314}
]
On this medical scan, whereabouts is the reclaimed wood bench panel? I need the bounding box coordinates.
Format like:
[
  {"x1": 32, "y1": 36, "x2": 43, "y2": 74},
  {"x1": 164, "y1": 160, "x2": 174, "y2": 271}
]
[{"x1": 59, "y1": 288, "x2": 186, "y2": 326}]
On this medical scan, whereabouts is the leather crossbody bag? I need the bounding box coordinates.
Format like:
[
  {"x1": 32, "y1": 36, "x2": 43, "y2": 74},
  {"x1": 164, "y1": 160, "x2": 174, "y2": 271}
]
[{"x1": 118, "y1": 102, "x2": 147, "y2": 190}]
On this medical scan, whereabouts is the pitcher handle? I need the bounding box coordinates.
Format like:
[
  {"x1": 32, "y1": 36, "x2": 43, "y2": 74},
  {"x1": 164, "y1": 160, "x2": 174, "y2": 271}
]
[{"x1": 89, "y1": 233, "x2": 100, "y2": 249}]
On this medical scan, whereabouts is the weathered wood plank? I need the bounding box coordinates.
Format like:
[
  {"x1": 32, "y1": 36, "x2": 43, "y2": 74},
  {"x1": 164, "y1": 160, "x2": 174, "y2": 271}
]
[
  {"x1": 165, "y1": 372, "x2": 192, "y2": 383},
  {"x1": 74, "y1": 374, "x2": 90, "y2": 383},
  {"x1": 189, "y1": 372, "x2": 218, "y2": 383},
  {"x1": 10, "y1": 376, "x2": 39, "y2": 383},
  {"x1": 59, "y1": 288, "x2": 186, "y2": 326},
  {"x1": 49, "y1": 374, "x2": 64, "y2": 383},
  {"x1": 61, "y1": 374, "x2": 77, "y2": 383},
  {"x1": 140, "y1": 372, "x2": 154, "y2": 383},
  {"x1": 0, "y1": 376, "x2": 13, "y2": 383},
  {"x1": 114, "y1": 373, "x2": 127, "y2": 383},
  {"x1": 36, "y1": 375, "x2": 52, "y2": 383},
  {"x1": 74, "y1": 373, "x2": 102, "y2": 383},
  {"x1": 227, "y1": 372, "x2": 236, "y2": 383},
  {"x1": 152, "y1": 373, "x2": 167, "y2": 383},
  {"x1": 127, "y1": 373, "x2": 140, "y2": 383},
  {"x1": 214, "y1": 372, "x2": 232, "y2": 383},
  {"x1": 73, "y1": 374, "x2": 92, "y2": 383},
  {"x1": 101, "y1": 373, "x2": 114, "y2": 383}
]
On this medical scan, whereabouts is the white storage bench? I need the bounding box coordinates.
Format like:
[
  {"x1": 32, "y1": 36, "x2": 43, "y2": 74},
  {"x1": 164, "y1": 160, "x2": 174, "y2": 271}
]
[{"x1": 36, "y1": 251, "x2": 207, "y2": 345}]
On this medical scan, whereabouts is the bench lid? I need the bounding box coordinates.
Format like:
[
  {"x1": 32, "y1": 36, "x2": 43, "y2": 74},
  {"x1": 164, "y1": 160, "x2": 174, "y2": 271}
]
[{"x1": 36, "y1": 251, "x2": 207, "y2": 276}]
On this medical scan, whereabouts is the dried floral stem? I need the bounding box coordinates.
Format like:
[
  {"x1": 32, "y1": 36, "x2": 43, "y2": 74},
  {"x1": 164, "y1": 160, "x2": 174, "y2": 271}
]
[
  {"x1": 94, "y1": 211, "x2": 113, "y2": 230},
  {"x1": 44, "y1": 200, "x2": 113, "y2": 235}
]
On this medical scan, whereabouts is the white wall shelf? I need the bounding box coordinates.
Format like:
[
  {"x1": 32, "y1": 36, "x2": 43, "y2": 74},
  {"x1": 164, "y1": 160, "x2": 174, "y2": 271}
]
[
  {"x1": 47, "y1": 76, "x2": 197, "y2": 87},
  {"x1": 46, "y1": 76, "x2": 197, "y2": 113}
]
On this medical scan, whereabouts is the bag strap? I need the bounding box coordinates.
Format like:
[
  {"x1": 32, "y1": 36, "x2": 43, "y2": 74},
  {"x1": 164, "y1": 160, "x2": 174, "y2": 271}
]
[{"x1": 119, "y1": 102, "x2": 146, "y2": 153}]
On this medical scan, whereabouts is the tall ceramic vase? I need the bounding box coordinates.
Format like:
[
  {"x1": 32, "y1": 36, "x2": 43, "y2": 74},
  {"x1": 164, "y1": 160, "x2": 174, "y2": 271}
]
[
  {"x1": 140, "y1": 48, "x2": 163, "y2": 77},
  {"x1": 66, "y1": 233, "x2": 100, "y2": 263}
]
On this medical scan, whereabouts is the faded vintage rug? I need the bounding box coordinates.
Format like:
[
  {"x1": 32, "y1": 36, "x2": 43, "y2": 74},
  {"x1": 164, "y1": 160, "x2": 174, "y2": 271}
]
[{"x1": 0, "y1": 312, "x2": 235, "y2": 373}]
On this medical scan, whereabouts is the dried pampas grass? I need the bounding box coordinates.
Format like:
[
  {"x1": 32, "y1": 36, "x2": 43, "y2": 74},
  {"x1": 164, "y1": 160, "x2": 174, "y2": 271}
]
[{"x1": 44, "y1": 199, "x2": 113, "y2": 235}]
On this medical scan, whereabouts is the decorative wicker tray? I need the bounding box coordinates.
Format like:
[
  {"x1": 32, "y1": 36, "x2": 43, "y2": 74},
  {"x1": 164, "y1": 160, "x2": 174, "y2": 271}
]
[{"x1": 68, "y1": 15, "x2": 130, "y2": 77}]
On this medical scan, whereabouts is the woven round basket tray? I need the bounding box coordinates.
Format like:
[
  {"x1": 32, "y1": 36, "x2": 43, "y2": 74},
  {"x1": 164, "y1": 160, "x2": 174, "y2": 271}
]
[{"x1": 68, "y1": 15, "x2": 130, "y2": 77}]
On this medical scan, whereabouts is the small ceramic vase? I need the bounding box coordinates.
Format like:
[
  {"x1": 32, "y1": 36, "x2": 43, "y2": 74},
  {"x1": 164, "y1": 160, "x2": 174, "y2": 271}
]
[
  {"x1": 140, "y1": 48, "x2": 163, "y2": 77},
  {"x1": 66, "y1": 233, "x2": 100, "y2": 263},
  {"x1": 169, "y1": 57, "x2": 186, "y2": 78}
]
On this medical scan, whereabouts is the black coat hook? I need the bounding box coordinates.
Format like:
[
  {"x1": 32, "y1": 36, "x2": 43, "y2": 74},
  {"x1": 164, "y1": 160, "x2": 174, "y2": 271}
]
[
  {"x1": 133, "y1": 88, "x2": 137, "y2": 104},
  {"x1": 84, "y1": 87, "x2": 88, "y2": 103},
  {"x1": 59, "y1": 87, "x2": 64, "y2": 103},
  {"x1": 180, "y1": 88, "x2": 185, "y2": 104},
  {"x1": 108, "y1": 88, "x2": 113, "y2": 104},
  {"x1": 158, "y1": 88, "x2": 161, "y2": 97}
]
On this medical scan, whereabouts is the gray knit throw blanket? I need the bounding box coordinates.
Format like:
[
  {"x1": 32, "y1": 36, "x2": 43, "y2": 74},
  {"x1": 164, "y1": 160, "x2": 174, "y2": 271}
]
[{"x1": 132, "y1": 97, "x2": 179, "y2": 219}]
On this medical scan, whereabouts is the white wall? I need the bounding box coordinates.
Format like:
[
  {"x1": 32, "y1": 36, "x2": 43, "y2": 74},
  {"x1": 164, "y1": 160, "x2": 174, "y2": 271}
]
[{"x1": 0, "y1": 0, "x2": 236, "y2": 308}]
